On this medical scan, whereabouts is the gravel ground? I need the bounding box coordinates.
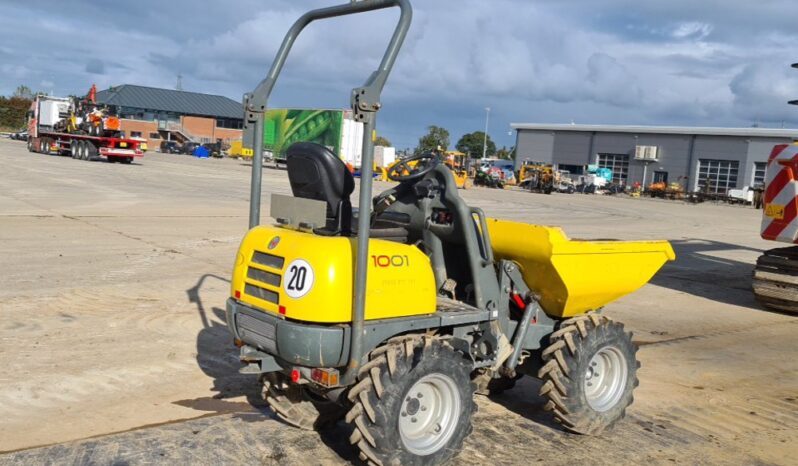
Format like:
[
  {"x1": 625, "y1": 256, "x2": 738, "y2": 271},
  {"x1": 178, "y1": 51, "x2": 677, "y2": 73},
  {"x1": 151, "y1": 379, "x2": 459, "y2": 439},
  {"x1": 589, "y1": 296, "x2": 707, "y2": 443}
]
[{"x1": 0, "y1": 138, "x2": 796, "y2": 465}]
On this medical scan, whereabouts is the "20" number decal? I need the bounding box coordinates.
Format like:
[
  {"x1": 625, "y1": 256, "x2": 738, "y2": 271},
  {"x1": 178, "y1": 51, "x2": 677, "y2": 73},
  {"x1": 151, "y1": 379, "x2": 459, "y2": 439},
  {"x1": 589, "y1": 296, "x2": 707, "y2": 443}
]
[{"x1": 284, "y1": 259, "x2": 314, "y2": 298}]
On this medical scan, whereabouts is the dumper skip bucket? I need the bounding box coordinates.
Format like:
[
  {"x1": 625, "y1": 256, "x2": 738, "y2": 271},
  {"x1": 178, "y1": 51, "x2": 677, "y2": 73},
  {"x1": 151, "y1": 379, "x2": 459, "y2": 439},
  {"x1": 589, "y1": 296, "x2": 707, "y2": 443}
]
[{"x1": 486, "y1": 219, "x2": 675, "y2": 317}]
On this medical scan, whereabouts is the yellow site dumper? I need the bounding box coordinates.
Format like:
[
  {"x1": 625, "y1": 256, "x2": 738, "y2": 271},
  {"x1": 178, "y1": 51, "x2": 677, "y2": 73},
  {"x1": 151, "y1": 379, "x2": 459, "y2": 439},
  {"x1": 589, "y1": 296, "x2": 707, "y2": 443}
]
[{"x1": 226, "y1": 1, "x2": 677, "y2": 464}]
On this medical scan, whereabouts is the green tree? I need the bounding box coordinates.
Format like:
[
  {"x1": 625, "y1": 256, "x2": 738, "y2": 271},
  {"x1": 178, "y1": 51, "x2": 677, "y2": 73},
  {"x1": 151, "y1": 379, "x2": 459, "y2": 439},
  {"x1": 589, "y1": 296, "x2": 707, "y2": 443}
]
[
  {"x1": 494, "y1": 145, "x2": 516, "y2": 160},
  {"x1": 374, "y1": 136, "x2": 392, "y2": 147},
  {"x1": 455, "y1": 131, "x2": 496, "y2": 158},
  {"x1": 12, "y1": 85, "x2": 33, "y2": 100},
  {"x1": 0, "y1": 86, "x2": 34, "y2": 131},
  {"x1": 415, "y1": 125, "x2": 449, "y2": 154}
]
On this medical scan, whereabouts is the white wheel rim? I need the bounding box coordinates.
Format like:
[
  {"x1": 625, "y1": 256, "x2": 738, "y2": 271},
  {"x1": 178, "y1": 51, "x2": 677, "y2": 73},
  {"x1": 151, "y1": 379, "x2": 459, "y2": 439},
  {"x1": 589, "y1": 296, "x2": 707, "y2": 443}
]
[
  {"x1": 398, "y1": 373, "x2": 461, "y2": 456},
  {"x1": 584, "y1": 345, "x2": 628, "y2": 412}
]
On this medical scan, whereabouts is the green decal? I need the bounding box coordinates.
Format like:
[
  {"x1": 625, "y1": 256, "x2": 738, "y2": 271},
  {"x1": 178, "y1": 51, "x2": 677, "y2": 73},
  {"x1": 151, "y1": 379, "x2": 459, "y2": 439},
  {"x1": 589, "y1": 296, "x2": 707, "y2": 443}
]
[{"x1": 264, "y1": 109, "x2": 344, "y2": 161}]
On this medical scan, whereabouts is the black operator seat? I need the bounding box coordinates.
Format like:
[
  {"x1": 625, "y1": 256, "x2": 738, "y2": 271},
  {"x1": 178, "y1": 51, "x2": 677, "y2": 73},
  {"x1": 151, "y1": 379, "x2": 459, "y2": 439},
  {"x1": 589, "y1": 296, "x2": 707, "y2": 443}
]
[{"x1": 286, "y1": 142, "x2": 353, "y2": 235}]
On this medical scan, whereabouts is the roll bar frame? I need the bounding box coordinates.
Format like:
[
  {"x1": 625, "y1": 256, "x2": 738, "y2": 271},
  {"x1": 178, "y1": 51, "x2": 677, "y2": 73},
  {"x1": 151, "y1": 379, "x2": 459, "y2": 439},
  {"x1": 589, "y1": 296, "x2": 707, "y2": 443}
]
[{"x1": 241, "y1": 0, "x2": 413, "y2": 376}]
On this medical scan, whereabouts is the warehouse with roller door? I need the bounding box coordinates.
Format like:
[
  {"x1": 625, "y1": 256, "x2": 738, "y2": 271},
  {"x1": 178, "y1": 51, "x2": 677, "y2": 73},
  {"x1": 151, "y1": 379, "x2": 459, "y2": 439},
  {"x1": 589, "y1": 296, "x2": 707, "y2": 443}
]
[{"x1": 511, "y1": 124, "x2": 798, "y2": 194}]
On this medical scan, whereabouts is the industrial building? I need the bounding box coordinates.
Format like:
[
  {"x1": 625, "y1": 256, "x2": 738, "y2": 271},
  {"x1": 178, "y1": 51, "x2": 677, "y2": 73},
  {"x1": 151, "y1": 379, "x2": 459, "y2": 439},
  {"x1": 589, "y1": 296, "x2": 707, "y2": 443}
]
[
  {"x1": 512, "y1": 124, "x2": 798, "y2": 194},
  {"x1": 95, "y1": 85, "x2": 243, "y2": 149}
]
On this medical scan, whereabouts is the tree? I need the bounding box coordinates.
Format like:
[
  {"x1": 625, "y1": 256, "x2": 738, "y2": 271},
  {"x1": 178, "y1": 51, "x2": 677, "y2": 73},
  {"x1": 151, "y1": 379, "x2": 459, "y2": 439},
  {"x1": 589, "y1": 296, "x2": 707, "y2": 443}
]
[
  {"x1": 374, "y1": 136, "x2": 392, "y2": 147},
  {"x1": 12, "y1": 85, "x2": 33, "y2": 100},
  {"x1": 415, "y1": 125, "x2": 449, "y2": 154},
  {"x1": 495, "y1": 146, "x2": 512, "y2": 160},
  {"x1": 455, "y1": 131, "x2": 496, "y2": 158},
  {"x1": 0, "y1": 85, "x2": 34, "y2": 131}
]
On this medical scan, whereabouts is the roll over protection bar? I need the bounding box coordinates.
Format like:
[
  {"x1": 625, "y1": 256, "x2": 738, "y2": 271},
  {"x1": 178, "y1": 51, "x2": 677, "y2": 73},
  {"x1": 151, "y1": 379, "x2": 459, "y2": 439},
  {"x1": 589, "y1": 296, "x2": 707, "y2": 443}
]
[{"x1": 241, "y1": 0, "x2": 413, "y2": 377}]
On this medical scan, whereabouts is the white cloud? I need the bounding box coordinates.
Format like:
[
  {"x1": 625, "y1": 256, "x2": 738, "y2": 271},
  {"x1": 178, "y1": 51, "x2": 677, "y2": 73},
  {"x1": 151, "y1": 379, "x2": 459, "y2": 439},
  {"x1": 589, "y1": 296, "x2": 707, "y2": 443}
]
[
  {"x1": 672, "y1": 21, "x2": 713, "y2": 40},
  {"x1": 1, "y1": 0, "x2": 797, "y2": 149}
]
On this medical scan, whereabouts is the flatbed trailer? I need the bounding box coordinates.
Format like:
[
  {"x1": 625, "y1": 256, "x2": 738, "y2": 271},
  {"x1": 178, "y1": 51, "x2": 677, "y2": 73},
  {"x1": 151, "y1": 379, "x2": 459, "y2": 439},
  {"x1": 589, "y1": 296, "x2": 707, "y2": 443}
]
[
  {"x1": 26, "y1": 94, "x2": 143, "y2": 164},
  {"x1": 27, "y1": 131, "x2": 143, "y2": 163}
]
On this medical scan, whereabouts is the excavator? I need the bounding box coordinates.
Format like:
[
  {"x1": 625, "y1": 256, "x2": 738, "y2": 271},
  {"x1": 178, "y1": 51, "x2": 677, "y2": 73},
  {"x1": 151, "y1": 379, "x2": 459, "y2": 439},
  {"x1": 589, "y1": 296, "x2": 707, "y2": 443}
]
[
  {"x1": 228, "y1": 1, "x2": 674, "y2": 464},
  {"x1": 442, "y1": 150, "x2": 470, "y2": 189},
  {"x1": 752, "y1": 63, "x2": 798, "y2": 314},
  {"x1": 519, "y1": 161, "x2": 555, "y2": 194},
  {"x1": 55, "y1": 84, "x2": 121, "y2": 137}
]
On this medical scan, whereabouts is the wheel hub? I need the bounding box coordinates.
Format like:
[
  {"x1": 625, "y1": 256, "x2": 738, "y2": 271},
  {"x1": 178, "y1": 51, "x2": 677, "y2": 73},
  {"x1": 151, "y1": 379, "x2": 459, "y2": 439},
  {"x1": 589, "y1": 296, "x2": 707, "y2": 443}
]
[
  {"x1": 584, "y1": 345, "x2": 628, "y2": 412},
  {"x1": 398, "y1": 373, "x2": 461, "y2": 456}
]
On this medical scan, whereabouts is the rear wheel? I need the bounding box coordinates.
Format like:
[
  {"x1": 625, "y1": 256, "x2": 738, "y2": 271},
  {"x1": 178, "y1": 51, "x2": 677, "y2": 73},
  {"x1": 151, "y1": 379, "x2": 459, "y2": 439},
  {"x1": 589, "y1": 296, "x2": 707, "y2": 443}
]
[
  {"x1": 39, "y1": 139, "x2": 49, "y2": 155},
  {"x1": 120, "y1": 157, "x2": 133, "y2": 164},
  {"x1": 261, "y1": 373, "x2": 345, "y2": 431},
  {"x1": 85, "y1": 142, "x2": 98, "y2": 161},
  {"x1": 538, "y1": 312, "x2": 638, "y2": 435},
  {"x1": 346, "y1": 335, "x2": 474, "y2": 466}
]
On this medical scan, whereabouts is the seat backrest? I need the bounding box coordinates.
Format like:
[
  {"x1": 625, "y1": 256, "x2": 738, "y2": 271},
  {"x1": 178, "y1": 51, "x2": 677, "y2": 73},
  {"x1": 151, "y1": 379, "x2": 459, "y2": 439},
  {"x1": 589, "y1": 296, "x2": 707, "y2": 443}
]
[{"x1": 286, "y1": 142, "x2": 354, "y2": 234}]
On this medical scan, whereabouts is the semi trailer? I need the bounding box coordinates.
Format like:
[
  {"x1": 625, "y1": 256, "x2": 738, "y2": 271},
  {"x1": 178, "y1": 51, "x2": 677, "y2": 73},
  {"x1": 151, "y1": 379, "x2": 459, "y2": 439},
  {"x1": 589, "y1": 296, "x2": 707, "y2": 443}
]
[{"x1": 26, "y1": 93, "x2": 143, "y2": 163}]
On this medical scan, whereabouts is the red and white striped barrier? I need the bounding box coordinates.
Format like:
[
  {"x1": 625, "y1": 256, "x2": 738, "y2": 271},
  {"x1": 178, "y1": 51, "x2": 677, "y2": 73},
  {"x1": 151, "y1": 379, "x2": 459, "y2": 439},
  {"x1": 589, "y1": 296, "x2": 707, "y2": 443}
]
[{"x1": 761, "y1": 144, "x2": 798, "y2": 242}]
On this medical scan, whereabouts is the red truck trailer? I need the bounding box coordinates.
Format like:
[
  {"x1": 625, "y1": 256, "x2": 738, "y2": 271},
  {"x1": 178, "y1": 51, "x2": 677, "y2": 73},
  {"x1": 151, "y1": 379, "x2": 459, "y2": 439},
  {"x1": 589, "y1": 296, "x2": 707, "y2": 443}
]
[{"x1": 26, "y1": 94, "x2": 143, "y2": 164}]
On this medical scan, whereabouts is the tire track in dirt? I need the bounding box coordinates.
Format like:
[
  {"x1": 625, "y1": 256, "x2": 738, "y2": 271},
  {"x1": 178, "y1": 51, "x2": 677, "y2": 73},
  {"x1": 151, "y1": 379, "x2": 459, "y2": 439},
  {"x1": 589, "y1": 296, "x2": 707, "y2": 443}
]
[{"x1": 635, "y1": 317, "x2": 798, "y2": 348}]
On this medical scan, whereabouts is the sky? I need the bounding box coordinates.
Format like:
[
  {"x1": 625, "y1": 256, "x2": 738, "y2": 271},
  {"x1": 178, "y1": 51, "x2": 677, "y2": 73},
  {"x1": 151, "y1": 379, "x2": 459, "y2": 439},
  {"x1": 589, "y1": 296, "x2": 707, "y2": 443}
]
[{"x1": 1, "y1": 0, "x2": 797, "y2": 150}]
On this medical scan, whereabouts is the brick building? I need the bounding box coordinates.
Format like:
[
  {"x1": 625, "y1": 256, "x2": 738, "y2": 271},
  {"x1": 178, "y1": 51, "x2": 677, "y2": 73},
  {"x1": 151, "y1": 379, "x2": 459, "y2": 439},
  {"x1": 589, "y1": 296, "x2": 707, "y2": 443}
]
[{"x1": 95, "y1": 84, "x2": 243, "y2": 149}]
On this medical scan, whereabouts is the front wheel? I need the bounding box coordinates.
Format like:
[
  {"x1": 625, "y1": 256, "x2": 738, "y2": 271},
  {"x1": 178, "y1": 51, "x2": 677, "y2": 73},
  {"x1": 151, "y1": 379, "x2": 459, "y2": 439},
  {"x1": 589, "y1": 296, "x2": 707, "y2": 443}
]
[
  {"x1": 346, "y1": 335, "x2": 475, "y2": 465},
  {"x1": 538, "y1": 313, "x2": 638, "y2": 435}
]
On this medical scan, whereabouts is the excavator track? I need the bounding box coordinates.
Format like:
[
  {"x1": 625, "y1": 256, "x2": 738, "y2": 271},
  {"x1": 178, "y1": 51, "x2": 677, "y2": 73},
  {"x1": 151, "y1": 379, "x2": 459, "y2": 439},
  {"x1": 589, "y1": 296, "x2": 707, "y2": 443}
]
[{"x1": 752, "y1": 246, "x2": 798, "y2": 314}]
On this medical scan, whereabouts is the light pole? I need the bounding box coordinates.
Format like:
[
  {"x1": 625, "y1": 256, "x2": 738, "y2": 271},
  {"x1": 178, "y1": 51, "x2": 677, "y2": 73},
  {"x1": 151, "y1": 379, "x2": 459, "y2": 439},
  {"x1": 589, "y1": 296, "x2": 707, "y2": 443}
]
[{"x1": 482, "y1": 107, "x2": 490, "y2": 159}]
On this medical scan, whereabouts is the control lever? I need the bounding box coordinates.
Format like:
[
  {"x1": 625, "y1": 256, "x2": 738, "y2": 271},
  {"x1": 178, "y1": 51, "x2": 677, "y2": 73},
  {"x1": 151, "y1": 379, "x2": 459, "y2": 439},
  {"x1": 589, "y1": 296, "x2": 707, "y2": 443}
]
[
  {"x1": 373, "y1": 193, "x2": 396, "y2": 216},
  {"x1": 413, "y1": 179, "x2": 439, "y2": 198}
]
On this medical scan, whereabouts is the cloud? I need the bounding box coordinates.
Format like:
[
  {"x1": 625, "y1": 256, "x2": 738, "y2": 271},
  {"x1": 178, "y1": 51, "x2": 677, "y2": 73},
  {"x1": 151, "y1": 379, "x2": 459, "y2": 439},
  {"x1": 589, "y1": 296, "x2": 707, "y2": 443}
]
[
  {"x1": 671, "y1": 22, "x2": 713, "y2": 40},
  {"x1": 730, "y1": 62, "x2": 798, "y2": 123},
  {"x1": 0, "y1": 0, "x2": 796, "y2": 150},
  {"x1": 85, "y1": 59, "x2": 105, "y2": 75}
]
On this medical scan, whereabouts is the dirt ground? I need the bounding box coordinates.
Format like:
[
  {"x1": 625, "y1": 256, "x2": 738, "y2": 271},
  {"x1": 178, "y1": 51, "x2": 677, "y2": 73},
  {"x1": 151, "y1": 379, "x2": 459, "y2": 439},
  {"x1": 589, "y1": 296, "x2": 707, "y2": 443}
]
[{"x1": 0, "y1": 137, "x2": 796, "y2": 465}]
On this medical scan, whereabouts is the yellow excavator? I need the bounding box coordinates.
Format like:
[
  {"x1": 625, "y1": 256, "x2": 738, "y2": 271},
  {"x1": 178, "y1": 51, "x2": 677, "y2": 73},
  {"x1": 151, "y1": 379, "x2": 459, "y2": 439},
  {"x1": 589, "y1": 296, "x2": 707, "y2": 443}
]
[
  {"x1": 443, "y1": 150, "x2": 470, "y2": 189},
  {"x1": 228, "y1": 1, "x2": 675, "y2": 464},
  {"x1": 519, "y1": 160, "x2": 556, "y2": 194}
]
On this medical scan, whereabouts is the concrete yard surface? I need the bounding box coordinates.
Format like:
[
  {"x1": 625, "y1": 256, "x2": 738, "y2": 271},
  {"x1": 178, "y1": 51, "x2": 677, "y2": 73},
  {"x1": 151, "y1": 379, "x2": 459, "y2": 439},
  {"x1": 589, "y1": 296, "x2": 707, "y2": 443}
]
[{"x1": 0, "y1": 137, "x2": 796, "y2": 465}]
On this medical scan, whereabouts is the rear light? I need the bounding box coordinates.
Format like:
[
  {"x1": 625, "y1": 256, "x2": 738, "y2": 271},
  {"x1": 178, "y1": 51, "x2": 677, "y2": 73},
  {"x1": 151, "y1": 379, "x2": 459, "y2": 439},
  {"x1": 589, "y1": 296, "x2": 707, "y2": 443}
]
[
  {"x1": 234, "y1": 290, "x2": 241, "y2": 299},
  {"x1": 233, "y1": 338, "x2": 244, "y2": 347},
  {"x1": 290, "y1": 368, "x2": 301, "y2": 383},
  {"x1": 311, "y1": 368, "x2": 340, "y2": 388},
  {"x1": 279, "y1": 305, "x2": 286, "y2": 315}
]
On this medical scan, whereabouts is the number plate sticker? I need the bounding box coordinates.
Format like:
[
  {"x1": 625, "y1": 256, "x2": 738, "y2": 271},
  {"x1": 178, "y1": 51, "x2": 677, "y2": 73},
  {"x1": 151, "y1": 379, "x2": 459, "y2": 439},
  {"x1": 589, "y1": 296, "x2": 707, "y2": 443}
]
[
  {"x1": 284, "y1": 259, "x2": 314, "y2": 299},
  {"x1": 766, "y1": 204, "x2": 785, "y2": 220}
]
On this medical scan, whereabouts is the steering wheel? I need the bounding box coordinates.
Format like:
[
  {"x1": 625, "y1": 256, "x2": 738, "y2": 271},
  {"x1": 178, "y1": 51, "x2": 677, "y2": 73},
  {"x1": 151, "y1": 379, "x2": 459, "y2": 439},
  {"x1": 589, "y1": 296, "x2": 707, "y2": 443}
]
[{"x1": 387, "y1": 152, "x2": 440, "y2": 182}]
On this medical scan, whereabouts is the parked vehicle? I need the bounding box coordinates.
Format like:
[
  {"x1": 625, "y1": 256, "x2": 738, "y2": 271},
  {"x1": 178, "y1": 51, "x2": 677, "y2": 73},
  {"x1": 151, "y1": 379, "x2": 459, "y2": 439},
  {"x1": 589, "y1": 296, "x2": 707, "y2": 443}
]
[
  {"x1": 26, "y1": 93, "x2": 143, "y2": 164},
  {"x1": 202, "y1": 141, "x2": 223, "y2": 158},
  {"x1": 159, "y1": 140, "x2": 181, "y2": 154},
  {"x1": 180, "y1": 142, "x2": 200, "y2": 155},
  {"x1": 10, "y1": 130, "x2": 28, "y2": 141}
]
